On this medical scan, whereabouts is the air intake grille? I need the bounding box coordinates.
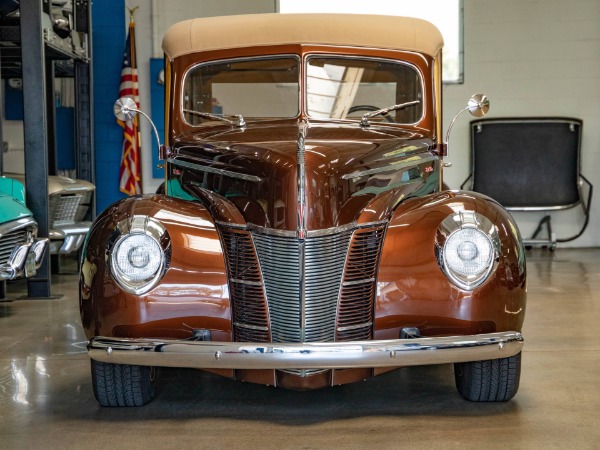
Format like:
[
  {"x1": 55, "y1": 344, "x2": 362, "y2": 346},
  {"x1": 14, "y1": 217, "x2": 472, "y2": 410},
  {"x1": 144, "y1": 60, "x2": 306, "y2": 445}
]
[
  {"x1": 0, "y1": 228, "x2": 29, "y2": 266},
  {"x1": 220, "y1": 228, "x2": 270, "y2": 342},
  {"x1": 336, "y1": 225, "x2": 386, "y2": 341}
]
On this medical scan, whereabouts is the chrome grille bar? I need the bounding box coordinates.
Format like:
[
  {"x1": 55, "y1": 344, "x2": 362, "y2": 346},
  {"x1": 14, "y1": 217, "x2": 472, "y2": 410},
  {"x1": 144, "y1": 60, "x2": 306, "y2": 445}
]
[{"x1": 0, "y1": 229, "x2": 29, "y2": 265}]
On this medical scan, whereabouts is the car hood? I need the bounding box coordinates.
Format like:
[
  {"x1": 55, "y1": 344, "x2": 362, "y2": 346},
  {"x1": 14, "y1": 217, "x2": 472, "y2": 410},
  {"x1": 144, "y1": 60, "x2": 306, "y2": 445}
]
[
  {"x1": 0, "y1": 193, "x2": 33, "y2": 226},
  {"x1": 6, "y1": 172, "x2": 95, "y2": 196},
  {"x1": 168, "y1": 121, "x2": 439, "y2": 231}
]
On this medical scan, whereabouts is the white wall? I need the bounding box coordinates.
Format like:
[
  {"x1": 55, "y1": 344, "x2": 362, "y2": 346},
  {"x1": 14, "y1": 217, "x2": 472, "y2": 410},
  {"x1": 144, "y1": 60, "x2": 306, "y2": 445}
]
[{"x1": 443, "y1": 0, "x2": 600, "y2": 247}]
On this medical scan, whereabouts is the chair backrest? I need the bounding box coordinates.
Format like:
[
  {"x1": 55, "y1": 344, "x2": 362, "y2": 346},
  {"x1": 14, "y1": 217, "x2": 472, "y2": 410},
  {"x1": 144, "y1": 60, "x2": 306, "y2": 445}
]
[{"x1": 470, "y1": 117, "x2": 582, "y2": 210}]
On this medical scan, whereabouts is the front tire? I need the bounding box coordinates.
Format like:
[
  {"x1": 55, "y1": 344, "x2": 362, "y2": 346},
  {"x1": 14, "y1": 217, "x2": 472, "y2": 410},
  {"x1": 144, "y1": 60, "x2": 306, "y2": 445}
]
[
  {"x1": 91, "y1": 360, "x2": 158, "y2": 406},
  {"x1": 454, "y1": 352, "x2": 521, "y2": 402}
]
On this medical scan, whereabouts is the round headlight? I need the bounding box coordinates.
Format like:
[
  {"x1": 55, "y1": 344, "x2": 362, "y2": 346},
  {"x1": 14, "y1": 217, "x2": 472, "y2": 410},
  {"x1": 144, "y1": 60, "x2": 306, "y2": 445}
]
[
  {"x1": 436, "y1": 211, "x2": 500, "y2": 290},
  {"x1": 109, "y1": 216, "x2": 169, "y2": 294},
  {"x1": 444, "y1": 228, "x2": 493, "y2": 278},
  {"x1": 113, "y1": 233, "x2": 162, "y2": 282}
]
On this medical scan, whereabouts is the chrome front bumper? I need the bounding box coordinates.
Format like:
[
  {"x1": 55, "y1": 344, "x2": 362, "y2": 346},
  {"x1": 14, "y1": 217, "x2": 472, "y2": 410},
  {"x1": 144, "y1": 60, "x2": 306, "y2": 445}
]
[
  {"x1": 0, "y1": 237, "x2": 48, "y2": 281},
  {"x1": 49, "y1": 222, "x2": 92, "y2": 254},
  {"x1": 88, "y1": 331, "x2": 523, "y2": 370}
]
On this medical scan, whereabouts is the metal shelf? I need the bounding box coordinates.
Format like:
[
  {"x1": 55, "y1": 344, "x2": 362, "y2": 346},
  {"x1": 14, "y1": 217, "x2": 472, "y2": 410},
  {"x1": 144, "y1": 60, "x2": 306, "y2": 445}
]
[{"x1": 0, "y1": 0, "x2": 93, "y2": 298}]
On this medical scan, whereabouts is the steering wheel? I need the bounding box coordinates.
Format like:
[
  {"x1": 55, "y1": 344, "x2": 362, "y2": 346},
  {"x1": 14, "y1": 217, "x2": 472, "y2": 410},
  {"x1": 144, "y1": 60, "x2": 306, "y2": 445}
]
[{"x1": 347, "y1": 105, "x2": 395, "y2": 123}]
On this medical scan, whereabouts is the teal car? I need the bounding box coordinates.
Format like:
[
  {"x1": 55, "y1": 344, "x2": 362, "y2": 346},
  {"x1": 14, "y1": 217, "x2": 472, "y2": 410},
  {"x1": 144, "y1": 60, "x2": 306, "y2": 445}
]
[{"x1": 0, "y1": 177, "x2": 48, "y2": 281}]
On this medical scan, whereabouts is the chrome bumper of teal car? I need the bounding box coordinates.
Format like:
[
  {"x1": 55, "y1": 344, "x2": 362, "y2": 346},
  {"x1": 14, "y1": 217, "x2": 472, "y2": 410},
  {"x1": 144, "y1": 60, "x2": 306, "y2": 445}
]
[
  {"x1": 0, "y1": 237, "x2": 48, "y2": 281},
  {"x1": 88, "y1": 331, "x2": 524, "y2": 370}
]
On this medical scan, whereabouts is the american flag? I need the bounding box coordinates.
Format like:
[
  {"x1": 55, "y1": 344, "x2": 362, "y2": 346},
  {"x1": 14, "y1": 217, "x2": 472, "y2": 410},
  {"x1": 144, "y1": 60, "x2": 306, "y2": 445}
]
[{"x1": 117, "y1": 18, "x2": 142, "y2": 195}]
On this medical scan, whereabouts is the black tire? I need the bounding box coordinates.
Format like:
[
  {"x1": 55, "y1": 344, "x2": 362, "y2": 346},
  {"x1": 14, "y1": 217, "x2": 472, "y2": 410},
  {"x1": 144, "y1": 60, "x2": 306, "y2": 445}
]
[
  {"x1": 91, "y1": 360, "x2": 158, "y2": 407},
  {"x1": 454, "y1": 352, "x2": 521, "y2": 402}
]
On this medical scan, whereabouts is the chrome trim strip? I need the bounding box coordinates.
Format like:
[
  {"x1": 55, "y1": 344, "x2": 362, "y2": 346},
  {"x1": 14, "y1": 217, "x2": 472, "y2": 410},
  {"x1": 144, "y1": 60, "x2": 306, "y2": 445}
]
[
  {"x1": 342, "y1": 154, "x2": 437, "y2": 180},
  {"x1": 473, "y1": 118, "x2": 580, "y2": 126},
  {"x1": 296, "y1": 122, "x2": 308, "y2": 340},
  {"x1": 167, "y1": 158, "x2": 263, "y2": 183},
  {"x1": 0, "y1": 217, "x2": 36, "y2": 239},
  {"x1": 336, "y1": 322, "x2": 372, "y2": 332},
  {"x1": 88, "y1": 332, "x2": 524, "y2": 370},
  {"x1": 215, "y1": 221, "x2": 246, "y2": 230},
  {"x1": 506, "y1": 203, "x2": 580, "y2": 212},
  {"x1": 234, "y1": 220, "x2": 388, "y2": 238},
  {"x1": 234, "y1": 322, "x2": 269, "y2": 332},
  {"x1": 230, "y1": 278, "x2": 263, "y2": 287},
  {"x1": 296, "y1": 121, "x2": 307, "y2": 239},
  {"x1": 342, "y1": 278, "x2": 375, "y2": 287},
  {"x1": 298, "y1": 239, "x2": 306, "y2": 341}
]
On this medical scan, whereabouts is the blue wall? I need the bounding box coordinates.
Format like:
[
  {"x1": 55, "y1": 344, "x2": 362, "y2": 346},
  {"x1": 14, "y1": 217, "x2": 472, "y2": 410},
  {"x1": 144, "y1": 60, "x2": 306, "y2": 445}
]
[{"x1": 92, "y1": 0, "x2": 127, "y2": 214}]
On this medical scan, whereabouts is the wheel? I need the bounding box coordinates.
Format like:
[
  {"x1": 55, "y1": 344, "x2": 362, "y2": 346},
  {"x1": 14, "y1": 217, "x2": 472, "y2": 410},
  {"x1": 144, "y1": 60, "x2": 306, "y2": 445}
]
[
  {"x1": 454, "y1": 352, "x2": 521, "y2": 402},
  {"x1": 91, "y1": 359, "x2": 158, "y2": 407}
]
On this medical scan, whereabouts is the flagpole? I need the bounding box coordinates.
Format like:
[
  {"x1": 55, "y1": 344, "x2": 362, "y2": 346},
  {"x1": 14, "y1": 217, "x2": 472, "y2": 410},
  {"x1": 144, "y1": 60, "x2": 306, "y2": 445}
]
[{"x1": 118, "y1": 5, "x2": 143, "y2": 195}]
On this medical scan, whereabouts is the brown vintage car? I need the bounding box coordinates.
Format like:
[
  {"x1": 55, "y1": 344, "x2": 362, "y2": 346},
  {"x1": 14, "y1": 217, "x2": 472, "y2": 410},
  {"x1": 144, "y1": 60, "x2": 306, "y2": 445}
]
[{"x1": 80, "y1": 13, "x2": 526, "y2": 406}]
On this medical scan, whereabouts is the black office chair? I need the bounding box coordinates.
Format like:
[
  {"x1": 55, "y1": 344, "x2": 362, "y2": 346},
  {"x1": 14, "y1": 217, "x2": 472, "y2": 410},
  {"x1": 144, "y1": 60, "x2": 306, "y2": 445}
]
[{"x1": 461, "y1": 117, "x2": 593, "y2": 249}]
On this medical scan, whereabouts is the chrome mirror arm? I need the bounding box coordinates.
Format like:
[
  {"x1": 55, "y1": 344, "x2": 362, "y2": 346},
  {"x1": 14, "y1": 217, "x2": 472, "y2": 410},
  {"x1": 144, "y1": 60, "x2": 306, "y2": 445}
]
[
  {"x1": 113, "y1": 97, "x2": 168, "y2": 160},
  {"x1": 443, "y1": 94, "x2": 490, "y2": 158},
  {"x1": 444, "y1": 105, "x2": 470, "y2": 151}
]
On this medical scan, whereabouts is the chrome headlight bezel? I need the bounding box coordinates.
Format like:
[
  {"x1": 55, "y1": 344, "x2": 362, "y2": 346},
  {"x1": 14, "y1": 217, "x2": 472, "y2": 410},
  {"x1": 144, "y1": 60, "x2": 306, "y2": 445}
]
[
  {"x1": 435, "y1": 211, "x2": 500, "y2": 291},
  {"x1": 108, "y1": 215, "x2": 170, "y2": 295}
]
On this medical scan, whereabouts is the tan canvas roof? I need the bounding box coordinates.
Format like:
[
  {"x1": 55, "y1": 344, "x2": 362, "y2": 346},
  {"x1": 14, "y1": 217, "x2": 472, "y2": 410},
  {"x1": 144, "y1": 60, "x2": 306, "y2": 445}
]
[{"x1": 162, "y1": 13, "x2": 444, "y2": 60}]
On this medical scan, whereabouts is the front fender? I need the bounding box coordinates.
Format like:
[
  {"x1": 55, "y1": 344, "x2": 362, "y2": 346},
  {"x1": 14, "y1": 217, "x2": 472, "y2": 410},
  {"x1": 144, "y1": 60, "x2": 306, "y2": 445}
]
[
  {"x1": 79, "y1": 195, "x2": 231, "y2": 341},
  {"x1": 375, "y1": 190, "x2": 526, "y2": 338}
]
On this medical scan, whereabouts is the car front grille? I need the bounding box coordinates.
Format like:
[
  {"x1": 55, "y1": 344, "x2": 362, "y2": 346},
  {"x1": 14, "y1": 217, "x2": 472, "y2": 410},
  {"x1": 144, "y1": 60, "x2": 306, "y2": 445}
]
[
  {"x1": 219, "y1": 223, "x2": 386, "y2": 347},
  {"x1": 48, "y1": 192, "x2": 92, "y2": 227},
  {"x1": 254, "y1": 229, "x2": 352, "y2": 343},
  {"x1": 0, "y1": 228, "x2": 29, "y2": 266}
]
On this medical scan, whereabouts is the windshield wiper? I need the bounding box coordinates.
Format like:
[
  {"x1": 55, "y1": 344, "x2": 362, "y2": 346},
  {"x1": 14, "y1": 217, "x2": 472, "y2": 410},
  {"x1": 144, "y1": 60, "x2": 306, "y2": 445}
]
[
  {"x1": 183, "y1": 109, "x2": 246, "y2": 128},
  {"x1": 360, "y1": 100, "x2": 421, "y2": 127}
]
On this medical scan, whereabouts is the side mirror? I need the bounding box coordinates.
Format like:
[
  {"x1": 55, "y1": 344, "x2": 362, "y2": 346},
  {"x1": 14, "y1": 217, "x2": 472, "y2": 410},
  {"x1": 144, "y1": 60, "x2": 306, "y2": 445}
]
[
  {"x1": 113, "y1": 96, "x2": 169, "y2": 160},
  {"x1": 444, "y1": 94, "x2": 490, "y2": 157},
  {"x1": 466, "y1": 94, "x2": 490, "y2": 118},
  {"x1": 113, "y1": 96, "x2": 138, "y2": 122}
]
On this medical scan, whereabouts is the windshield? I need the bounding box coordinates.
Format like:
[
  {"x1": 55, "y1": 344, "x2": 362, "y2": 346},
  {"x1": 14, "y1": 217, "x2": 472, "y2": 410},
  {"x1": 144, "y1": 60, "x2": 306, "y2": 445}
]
[
  {"x1": 181, "y1": 55, "x2": 423, "y2": 126},
  {"x1": 306, "y1": 57, "x2": 423, "y2": 124},
  {"x1": 182, "y1": 56, "x2": 300, "y2": 125}
]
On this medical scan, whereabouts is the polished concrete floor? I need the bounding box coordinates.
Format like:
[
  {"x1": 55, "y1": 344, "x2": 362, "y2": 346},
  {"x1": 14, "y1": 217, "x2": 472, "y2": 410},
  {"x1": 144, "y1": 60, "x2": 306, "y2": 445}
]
[{"x1": 1, "y1": 249, "x2": 599, "y2": 449}]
